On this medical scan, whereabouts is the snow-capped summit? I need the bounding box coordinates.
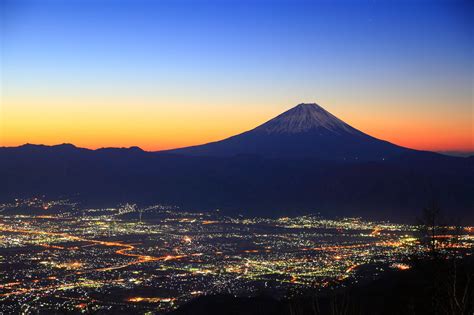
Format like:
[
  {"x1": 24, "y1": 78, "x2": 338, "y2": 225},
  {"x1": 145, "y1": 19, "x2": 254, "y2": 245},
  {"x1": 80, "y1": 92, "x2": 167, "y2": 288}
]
[
  {"x1": 163, "y1": 102, "x2": 409, "y2": 161},
  {"x1": 254, "y1": 103, "x2": 358, "y2": 135}
]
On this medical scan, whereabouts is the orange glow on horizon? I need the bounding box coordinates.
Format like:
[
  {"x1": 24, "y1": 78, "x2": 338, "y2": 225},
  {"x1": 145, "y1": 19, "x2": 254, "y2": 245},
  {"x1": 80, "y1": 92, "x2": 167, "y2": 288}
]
[
  {"x1": 1, "y1": 97, "x2": 472, "y2": 153},
  {"x1": 2, "y1": 119, "x2": 471, "y2": 153}
]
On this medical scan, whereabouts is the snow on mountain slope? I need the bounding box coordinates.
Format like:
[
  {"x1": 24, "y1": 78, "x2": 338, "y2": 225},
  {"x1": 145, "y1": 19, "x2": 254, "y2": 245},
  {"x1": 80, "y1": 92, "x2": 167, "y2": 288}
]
[{"x1": 254, "y1": 103, "x2": 359, "y2": 135}]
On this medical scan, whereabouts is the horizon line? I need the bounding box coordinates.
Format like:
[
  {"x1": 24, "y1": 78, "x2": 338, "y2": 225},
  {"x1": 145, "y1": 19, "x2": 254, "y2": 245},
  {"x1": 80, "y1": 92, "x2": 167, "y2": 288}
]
[{"x1": 2, "y1": 142, "x2": 473, "y2": 158}]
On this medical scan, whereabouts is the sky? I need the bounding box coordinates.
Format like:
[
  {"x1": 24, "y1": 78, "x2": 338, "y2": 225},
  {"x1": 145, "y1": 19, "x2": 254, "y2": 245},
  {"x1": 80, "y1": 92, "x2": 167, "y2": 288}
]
[{"x1": 1, "y1": 0, "x2": 473, "y2": 153}]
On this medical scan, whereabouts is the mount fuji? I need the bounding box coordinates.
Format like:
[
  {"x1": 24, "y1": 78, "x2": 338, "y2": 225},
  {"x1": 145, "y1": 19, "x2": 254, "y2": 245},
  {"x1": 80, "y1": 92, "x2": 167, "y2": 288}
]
[{"x1": 165, "y1": 103, "x2": 409, "y2": 161}]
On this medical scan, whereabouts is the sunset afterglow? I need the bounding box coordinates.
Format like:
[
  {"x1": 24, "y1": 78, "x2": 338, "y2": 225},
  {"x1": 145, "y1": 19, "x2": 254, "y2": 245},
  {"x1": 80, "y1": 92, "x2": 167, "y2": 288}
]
[{"x1": 1, "y1": 0, "x2": 472, "y2": 153}]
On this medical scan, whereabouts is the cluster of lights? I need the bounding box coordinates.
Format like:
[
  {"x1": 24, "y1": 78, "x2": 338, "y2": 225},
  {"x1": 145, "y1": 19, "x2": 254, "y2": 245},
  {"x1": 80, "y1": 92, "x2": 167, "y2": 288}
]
[{"x1": 0, "y1": 197, "x2": 472, "y2": 314}]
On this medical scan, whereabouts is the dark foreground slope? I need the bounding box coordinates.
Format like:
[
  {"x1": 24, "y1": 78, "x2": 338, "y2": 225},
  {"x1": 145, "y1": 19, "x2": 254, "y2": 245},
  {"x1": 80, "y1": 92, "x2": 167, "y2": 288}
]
[
  {"x1": 1, "y1": 144, "x2": 473, "y2": 222},
  {"x1": 170, "y1": 257, "x2": 474, "y2": 315}
]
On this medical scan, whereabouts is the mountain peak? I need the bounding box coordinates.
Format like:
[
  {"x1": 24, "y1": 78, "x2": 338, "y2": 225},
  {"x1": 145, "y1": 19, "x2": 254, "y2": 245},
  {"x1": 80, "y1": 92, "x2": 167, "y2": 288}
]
[
  {"x1": 164, "y1": 101, "x2": 407, "y2": 160},
  {"x1": 294, "y1": 102, "x2": 323, "y2": 108},
  {"x1": 254, "y1": 102, "x2": 358, "y2": 135}
]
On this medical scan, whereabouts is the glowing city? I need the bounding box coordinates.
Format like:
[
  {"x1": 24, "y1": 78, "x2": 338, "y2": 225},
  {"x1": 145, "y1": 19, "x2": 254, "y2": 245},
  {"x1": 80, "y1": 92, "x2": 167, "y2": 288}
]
[{"x1": 1, "y1": 198, "x2": 472, "y2": 313}]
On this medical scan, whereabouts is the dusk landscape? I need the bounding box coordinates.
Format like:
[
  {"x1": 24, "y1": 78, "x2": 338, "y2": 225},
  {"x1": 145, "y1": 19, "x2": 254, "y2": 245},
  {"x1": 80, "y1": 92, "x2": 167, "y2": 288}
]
[{"x1": 1, "y1": 0, "x2": 473, "y2": 314}]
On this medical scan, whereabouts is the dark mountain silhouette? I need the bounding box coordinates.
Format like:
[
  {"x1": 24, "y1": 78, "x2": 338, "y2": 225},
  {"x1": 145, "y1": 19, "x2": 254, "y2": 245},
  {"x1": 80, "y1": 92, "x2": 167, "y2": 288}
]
[
  {"x1": 1, "y1": 103, "x2": 473, "y2": 222},
  {"x1": 164, "y1": 103, "x2": 409, "y2": 161}
]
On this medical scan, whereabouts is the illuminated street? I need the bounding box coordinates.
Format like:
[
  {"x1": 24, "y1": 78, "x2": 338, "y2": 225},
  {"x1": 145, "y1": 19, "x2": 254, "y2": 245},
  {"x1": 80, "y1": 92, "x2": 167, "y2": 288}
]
[{"x1": 0, "y1": 198, "x2": 472, "y2": 314}]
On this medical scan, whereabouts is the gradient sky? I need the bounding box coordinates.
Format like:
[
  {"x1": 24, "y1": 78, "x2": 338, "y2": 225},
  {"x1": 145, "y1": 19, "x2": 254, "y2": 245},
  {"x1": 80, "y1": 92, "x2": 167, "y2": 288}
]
[{"x1": 1, "y1": 0, "x2": 473, "y2": 153}]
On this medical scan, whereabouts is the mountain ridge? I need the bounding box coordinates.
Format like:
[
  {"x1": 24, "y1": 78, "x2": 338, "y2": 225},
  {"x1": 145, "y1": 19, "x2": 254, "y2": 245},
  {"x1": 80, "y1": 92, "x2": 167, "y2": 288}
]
[{"x1": 0, "y1": 143, "x2": 472, "y2": 222}]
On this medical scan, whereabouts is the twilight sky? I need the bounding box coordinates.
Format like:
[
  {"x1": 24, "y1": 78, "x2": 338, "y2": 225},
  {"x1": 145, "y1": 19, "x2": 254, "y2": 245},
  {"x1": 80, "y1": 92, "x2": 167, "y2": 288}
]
[{"x1": 1, "y1": 0, "x2": 473, "y2": 153}]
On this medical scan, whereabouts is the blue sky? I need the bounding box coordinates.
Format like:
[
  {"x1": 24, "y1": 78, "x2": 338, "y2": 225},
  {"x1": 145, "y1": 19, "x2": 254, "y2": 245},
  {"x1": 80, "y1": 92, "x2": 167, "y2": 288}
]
[{"x1": 1, "y1": 0, "x2": 473, "y2": 152}]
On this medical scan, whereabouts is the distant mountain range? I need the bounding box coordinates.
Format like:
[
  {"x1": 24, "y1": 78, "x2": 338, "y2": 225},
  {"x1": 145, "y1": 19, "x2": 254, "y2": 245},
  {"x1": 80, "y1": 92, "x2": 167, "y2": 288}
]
[{"x1": 1, "y1": 103, "x2": 472, "y2": 222}]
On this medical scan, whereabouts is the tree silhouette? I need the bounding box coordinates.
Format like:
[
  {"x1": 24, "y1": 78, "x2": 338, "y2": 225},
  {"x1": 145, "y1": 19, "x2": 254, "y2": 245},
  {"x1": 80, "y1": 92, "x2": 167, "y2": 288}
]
[{"x1": 417, "y1": 199, "x2": 444, "y2": 258}]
